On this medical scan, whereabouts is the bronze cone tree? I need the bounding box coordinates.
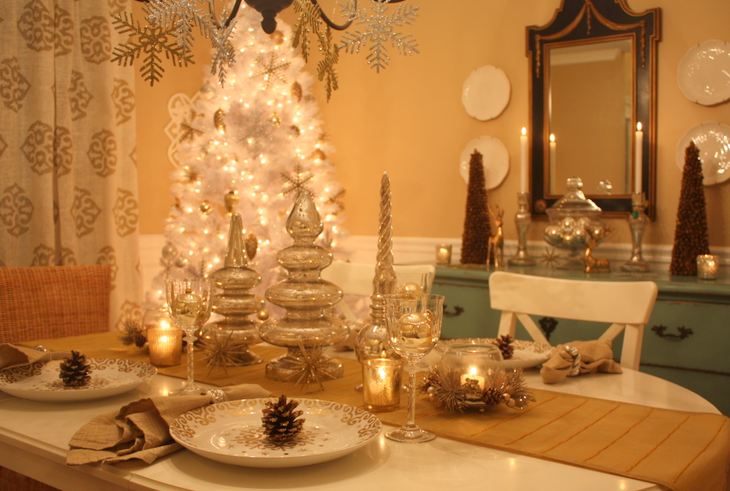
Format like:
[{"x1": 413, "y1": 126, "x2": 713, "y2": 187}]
[
  {"x1": 460, "y1": 150, "x2": 490, "y2": 264},
  {"x1": 670, "y1": 141, "x2": 710, "y2": 276}
]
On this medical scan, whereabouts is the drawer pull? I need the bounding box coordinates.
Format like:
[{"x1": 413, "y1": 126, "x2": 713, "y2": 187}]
[
  {"x1": 443, "y1": 304, "x2": 464, "y2": 318},
  {"x1": 539, "y1": 317, "x2": 559, "y2": 341},
  {"x1": 651, "y1": 325, "x2": 693, "y2": 341}
]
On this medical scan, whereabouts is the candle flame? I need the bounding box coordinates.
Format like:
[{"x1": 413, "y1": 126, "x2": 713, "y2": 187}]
[
  {"x1": 549, "y1": 133, "x2": 556, "y2": 143},
  {"x1": 521, "y1": 127, "x2": 527, "y2": 136},
  {"x1": 468, "y1": 365, "x2": 479, "y2": 377},
  {"x1": 159, "y1": 319, "x2": 171, "y2": 330},
  {"x1": 636, "y1": 122, "x2": 643, "y2": 131},
  {"x1": 377, "y1": 366, "x2": 387, "y2": 381}
]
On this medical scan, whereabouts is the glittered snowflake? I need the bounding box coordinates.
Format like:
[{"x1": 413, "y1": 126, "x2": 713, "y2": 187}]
[
  {"x1": 339, "y1": 0, "x2": 419, "y2": 73},
  {"x1": 292, "y1": 0, "x2": 340, "y2": 100},
  {"x1": 282, "y1": 163, "x2": 313, "y2": 197},
  {"x1": 253, "y1": 53, "x2": 291, "y2": 89}
]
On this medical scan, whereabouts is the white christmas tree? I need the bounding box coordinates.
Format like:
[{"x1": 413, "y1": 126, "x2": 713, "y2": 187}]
[{"x1": 152, "y1": 5, "x2": 346, "y2": 302}]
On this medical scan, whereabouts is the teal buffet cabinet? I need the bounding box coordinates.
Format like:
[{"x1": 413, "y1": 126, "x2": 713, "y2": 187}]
[{"x1": 432, "y1": 265, "x2": 730, "y2": 416}]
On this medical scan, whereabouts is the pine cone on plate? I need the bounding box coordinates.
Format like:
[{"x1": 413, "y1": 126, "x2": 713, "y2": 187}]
[
  {"x1": 261, "y1": 394, "x2": 305, "y2": 444},
  {"x1": 59, "y1": 351, "x2": 91, "y2": 388},
  {"x1": 494, "y1": 334, "x2": 514, "y2": 360}
]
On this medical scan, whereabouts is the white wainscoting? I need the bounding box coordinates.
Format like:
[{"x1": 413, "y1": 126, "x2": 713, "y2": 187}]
[{"x1": 139, "y1": 234, "x2": 729, "y2": 295}]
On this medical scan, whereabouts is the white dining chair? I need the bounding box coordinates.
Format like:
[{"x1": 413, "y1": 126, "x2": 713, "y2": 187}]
[
  {"x1": 488, "y1": 271, "x2": 658, "y2": 370},
  {"x1": 322, "y1": 260, "x2": 435, "y2": 322}
]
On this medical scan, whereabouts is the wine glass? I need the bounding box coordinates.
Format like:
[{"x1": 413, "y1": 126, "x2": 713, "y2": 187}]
[
  {"x1": 384, "y1": 293, "x2": 444, "y2": 443},
  {"x1": 165, "y1": 278, "x2": 212, "y2": 395}
]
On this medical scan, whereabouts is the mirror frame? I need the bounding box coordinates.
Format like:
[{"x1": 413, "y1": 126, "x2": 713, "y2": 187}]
[{"x1": 527, "y1": 0, "x2": 661, "y2": 218}]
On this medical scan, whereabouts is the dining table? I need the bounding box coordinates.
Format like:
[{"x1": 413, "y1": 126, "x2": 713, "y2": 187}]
[{"x1": 0, "y1": 332, "x2": 721, "y2": 491}]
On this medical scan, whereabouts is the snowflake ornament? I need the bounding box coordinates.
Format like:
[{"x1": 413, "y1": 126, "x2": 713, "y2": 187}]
[{"x1": 339, "y1": 0, "x2": 419, "y2": 73}]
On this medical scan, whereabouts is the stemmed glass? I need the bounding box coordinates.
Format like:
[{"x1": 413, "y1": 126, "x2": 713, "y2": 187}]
[
  {"x1": 384, "y1": 293, "x2": 444, "y2": 443},
  {"x1": 165, "y1": 278, "x2": 212, "y2": 395}
]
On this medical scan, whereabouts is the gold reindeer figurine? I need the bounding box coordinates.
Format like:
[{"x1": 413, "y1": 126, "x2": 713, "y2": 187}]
[
  {"x1": 583, "y1": 235, "x2": 610, "y2": 273},
  {"x1": 486, "y1": 205, "x2": 504, "y2": 270}
]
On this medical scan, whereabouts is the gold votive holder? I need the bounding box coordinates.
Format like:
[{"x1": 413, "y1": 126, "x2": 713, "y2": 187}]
[
  {"x1": 435, "y1": 244, "x2": 452, "y2": 265},
  {"x1": 147, "y1": 326, "x2": 182, "y2": 367},
  {"x1": 362, "y1": 358, "x2": 402, "y2": 411},
  {"x1": 697, "y1": 254, "x2": 719, "y2": 280}
]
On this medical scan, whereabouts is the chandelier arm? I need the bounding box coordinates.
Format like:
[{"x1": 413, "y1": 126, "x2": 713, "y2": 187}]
[
  {"x1": 311, "y1": 0, "x2": 355, "y2": 31},
  {"x1": 224, "y1": 0, "x2": 244, "y2": 27}
]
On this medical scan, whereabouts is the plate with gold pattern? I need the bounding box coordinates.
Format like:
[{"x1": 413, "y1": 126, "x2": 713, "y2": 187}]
[
  {"x1": 0, "y1": 359, "x2": 156, "y2": 402},
  {"x1": 170, "y1": 398, "x2": 382, "y2": 468},
  {"x1": 437, "y1": 338, "x2": 551, "y2": 369}
]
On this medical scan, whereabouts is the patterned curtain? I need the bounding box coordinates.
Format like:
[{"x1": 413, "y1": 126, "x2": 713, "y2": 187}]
[{"x1": 0, "y1": 0, "x2": 142, "y2": 330}]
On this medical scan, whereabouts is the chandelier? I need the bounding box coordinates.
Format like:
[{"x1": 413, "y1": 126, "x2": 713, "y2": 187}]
[{"x1": 113, "y1": 0, "x2": 420, "y2": 98}]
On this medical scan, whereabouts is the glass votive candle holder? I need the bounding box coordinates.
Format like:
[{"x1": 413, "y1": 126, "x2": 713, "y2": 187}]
[
  {"x1": 439, "y1": 342, "x2": 503, "y2": 400},
  {"x1": 147, "y1": 326, "x2": 182, "y2": 367},
  {"x1": 362, "y1": 358, "x2": 402, "y2": 411},
  {"x1": 435, "y1": 244, "x2": 452, "y2": 265},
  {"x1": 697, "y1": 254, "x2": 719, "y2": 280}
]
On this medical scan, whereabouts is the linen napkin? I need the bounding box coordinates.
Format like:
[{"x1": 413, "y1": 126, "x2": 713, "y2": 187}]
[
  {"x1": 67, "y1": 383, "x2": 271, "y2": 465},
  {"x1": 540, "y1": 340, "x2": 622, "y2": 384},
  {"x1": 0, "y1": 343, "x2": 69, "y2": 370}
]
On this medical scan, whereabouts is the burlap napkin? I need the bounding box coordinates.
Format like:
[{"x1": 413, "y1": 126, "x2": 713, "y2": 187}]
[
  {"x1": 540, "y1": 340, "x2": 622, "y2": 384},
  {"x1": 0, "y1": 343, "x2": 69, "y2": 370},
  {"x1": 67, "y1": 384, "x2": 270, "y2": 465}
]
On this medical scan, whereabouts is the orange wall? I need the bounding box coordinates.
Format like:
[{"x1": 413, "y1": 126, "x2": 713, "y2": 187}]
[{"x1": 136, "y1": 0, "x2": 730, "y2": 249}]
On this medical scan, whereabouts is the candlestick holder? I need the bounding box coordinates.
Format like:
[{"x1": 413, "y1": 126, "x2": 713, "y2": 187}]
[
  {"x1": 621, "y1": 192, "x2": 650, "y2": 273},
  {"x1": 508, "y1": 192, "x2": 536, "y2": 267}
]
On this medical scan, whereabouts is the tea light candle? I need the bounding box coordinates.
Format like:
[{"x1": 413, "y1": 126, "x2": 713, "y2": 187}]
[
  {"x1": 362, "y1": 358, "x2": 402, "y2": 411},
  {"x1": 459, "y1": 365, "x2": 485, "y2": 390},
  {"x1": 147, "y1": 326, "x2": 182, "y2": 367},
  {"x1": 435, "y1": 244, "x2": 452, "y2": 265},
  {"x1": 697, "y1": 254, "x2": 719, "y2": 280}
]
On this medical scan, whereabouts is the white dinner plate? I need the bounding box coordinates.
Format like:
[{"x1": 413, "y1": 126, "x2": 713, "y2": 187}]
[
  {"x1": 437, "y1": 338, "x2": 551, "y2": 369},
  {"x1": 459, "y1": 136, "x2": 509, "y2": 189},
  {"x1": 170, "y1": 398, "x2": 381, "y2": 468},
  {"x1": 0, "y1": 359, "x2": 156, "y2": 402},
  {"x1": 676, "y1": 122, "x2": 730, "y2": 186},
  {"x1": 461, "y1": 65, "x2": 511, "y2": 121},
  {"x1": 677, "y1": 39, "x2": 730, "y2": 106}
]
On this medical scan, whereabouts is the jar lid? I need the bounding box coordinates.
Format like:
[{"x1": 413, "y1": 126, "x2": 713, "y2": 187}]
[{"x1": 547, "y1": 177, "x2": 602, "y2": 219}]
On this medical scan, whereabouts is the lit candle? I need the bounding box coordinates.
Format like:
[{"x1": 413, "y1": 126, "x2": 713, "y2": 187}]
[
  {"x1": 435, "y1": 244, "x2": 452, "y2": 265},
  {"x1": 147, "y1": 325, "x2": 183, "y2": 367},
  {"x1": 520, "y1": 127, "x2": 529, "y2": 193},
  {"x1": 549, "y1": 133, "x2": 557, "y2": 169},
  {"x1": 635, "y1": 122, "x2": 643, "y2": 194},
  {"x1": 362, "y1": 358, "x2": 402, "y2": 411},
  {"x1": 460, "y1": 365, "x2": 485, "y2": 390}
]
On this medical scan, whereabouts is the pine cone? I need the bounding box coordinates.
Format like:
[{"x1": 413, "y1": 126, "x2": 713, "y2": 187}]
[
  {"x1": 494, "y1": 334, "x2": 514, "y2": 360},
  {"x1": 261, "y1": 395, "x2": 305, "y2": 444},
  {"x1": 59, "y1": 351, "x2": 91, "y2": 388},
  {"x1": 482, "y1": 387, "x2": 504, "y2": 406},
  {"x1": 120, "y1": 320, "x2": 147, "y2": 348}
]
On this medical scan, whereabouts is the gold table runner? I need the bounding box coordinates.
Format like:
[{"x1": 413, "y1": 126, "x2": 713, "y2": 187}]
[{"x1": 24, "y1": 332, "x2": 730, "y2": 491}]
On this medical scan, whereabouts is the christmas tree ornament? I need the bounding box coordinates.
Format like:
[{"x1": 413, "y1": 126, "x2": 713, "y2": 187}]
[
  {"x1": 290, "y1": 125, "x2": 301, "y2": 137},
  {"x1": 270, "y1": 30, "x2": 285, "y2": 45},
  {"x1": 59, "y1": 351, "x2": 91, "y2": 388},
  {"x1": 670, "y1": 141, "x2": 710, "y2": 276},
  {"x1": 493, "y1": 334, "x2": 515, "y2": 360},
  {"x1": 259, "y1": 192, "x2": 347, "y2": 382},
  {"x1": 281, "y1": 164, "x2": 313, "y2": 197},
  {"x1": 461, "y1": 151, "x2": 490, "y2": 264},
  {"x1": 224, "y1": 190, "x2": 239, "y2": 213},
  {"x1": 271, "y1": 112, "x2": 282, "y2": 127},
  {"x1": 208, "y1": 213, "x2": 262, "y2": 365},
  {"x1": 200, "y1": 200, "x2": 212, "y2": 214},
  {"x1": 291, "y1": 82, "x2": 303, "y2": 102},
  {"x1": 261, "y1": 395, "x2": 305, "y2": 444},
  {"x1": 309, "y1": 149, "x2": 326, "y2": 161},
  {"x1": 214, "y1": 108, "x2": 226, "y2": 132},
  {"x1": 244, "y1": 233, "x2": 258, "y2": 260}
]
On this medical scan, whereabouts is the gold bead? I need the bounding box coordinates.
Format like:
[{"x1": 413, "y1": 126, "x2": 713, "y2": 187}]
[
  {"x1": 200, "y1": 200, "x2": 211, "y2": 214},
  {"x1": 270, "y1": 30, "x2": 285, "y2": 45},
  {"x1": 257, "y1": 309, "x2": 269, "y2": 321},
  {"x1": 399, "y1": 282, "x2": 422, "y2": 298}
]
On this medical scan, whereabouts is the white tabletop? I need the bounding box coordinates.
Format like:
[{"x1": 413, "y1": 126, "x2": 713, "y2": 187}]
[{"x1": 0, "y1": 368, "x2": 718, "y2": 491}]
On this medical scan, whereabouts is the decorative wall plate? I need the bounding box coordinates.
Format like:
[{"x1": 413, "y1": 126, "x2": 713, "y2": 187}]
[
  {"x1": 438, "y1": 338, "x2": 551, "y2": 369},
  {"x1": 0, "y1": 359, "x2": 156, "y2": 402},
  {"x1": 170, "y1": 398, "x2": 381, "y2": 468},
  {"x1": 459, "y1": 136, "x2": 509, "y2": 189},
  {"x1": 461, "y1": 65, "x2": 511, "y2": 121},
  {"x1": 677, "y1": 40, "x2": 730, "y2": 106},
  {"x1": 676, "y1": 122, "x2": 730, "y2": 186}
]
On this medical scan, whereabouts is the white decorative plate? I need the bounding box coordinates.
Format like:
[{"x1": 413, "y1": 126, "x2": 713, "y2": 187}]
[
  {"x1": 460, "y1": 136, "x2": 509, "y2": 189},
  {"x1": 676, "y1": 122, "x2": 730, "y2": 186},
  {"x1": 461, "y1": 65, "x2": 511, "y2": 121},
  {"x1": 438, "y1": 338, "x2": 551, "y2": 369},
  {"x1": 0, "y1": 359, "x2": 156, "y2": 402},
  {"x1": 170, "y1": 398, "x2": 381, "y2": 468},
  {"x1": 677, "y1": 40, "x2": 730, "y2": 106}
]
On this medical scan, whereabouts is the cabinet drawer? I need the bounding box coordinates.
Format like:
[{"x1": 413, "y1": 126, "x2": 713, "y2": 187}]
[
  {"x1": 641, "y1": 365, "x2": 730, "y2": 416},
  {"x1": 642, "y1": 300, "x2": 730, "y2": 373},
  {"x1": 432, "y1": 281, "x2": 499, "y2": 339}
]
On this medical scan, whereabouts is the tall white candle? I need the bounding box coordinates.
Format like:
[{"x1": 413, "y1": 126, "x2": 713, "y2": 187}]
[
  {"x1": 520, "y1": 127, "x2": 528, "y2": 193},
  {"x1": 634, "y1": 122, "x2": 643, "y2": 194},
  {"x1": 549, "y1": 133, "x2": 557, "y2": 169}
]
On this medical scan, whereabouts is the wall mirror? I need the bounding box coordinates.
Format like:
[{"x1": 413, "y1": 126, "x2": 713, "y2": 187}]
[{"x1": 527, "y1": 0, "x2": 661, "y2": 218}]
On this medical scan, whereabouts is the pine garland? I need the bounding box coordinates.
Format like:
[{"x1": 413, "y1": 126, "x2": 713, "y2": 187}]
[{"x1": 460, "y1": 150, "x2": 490, "y2": 264}]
